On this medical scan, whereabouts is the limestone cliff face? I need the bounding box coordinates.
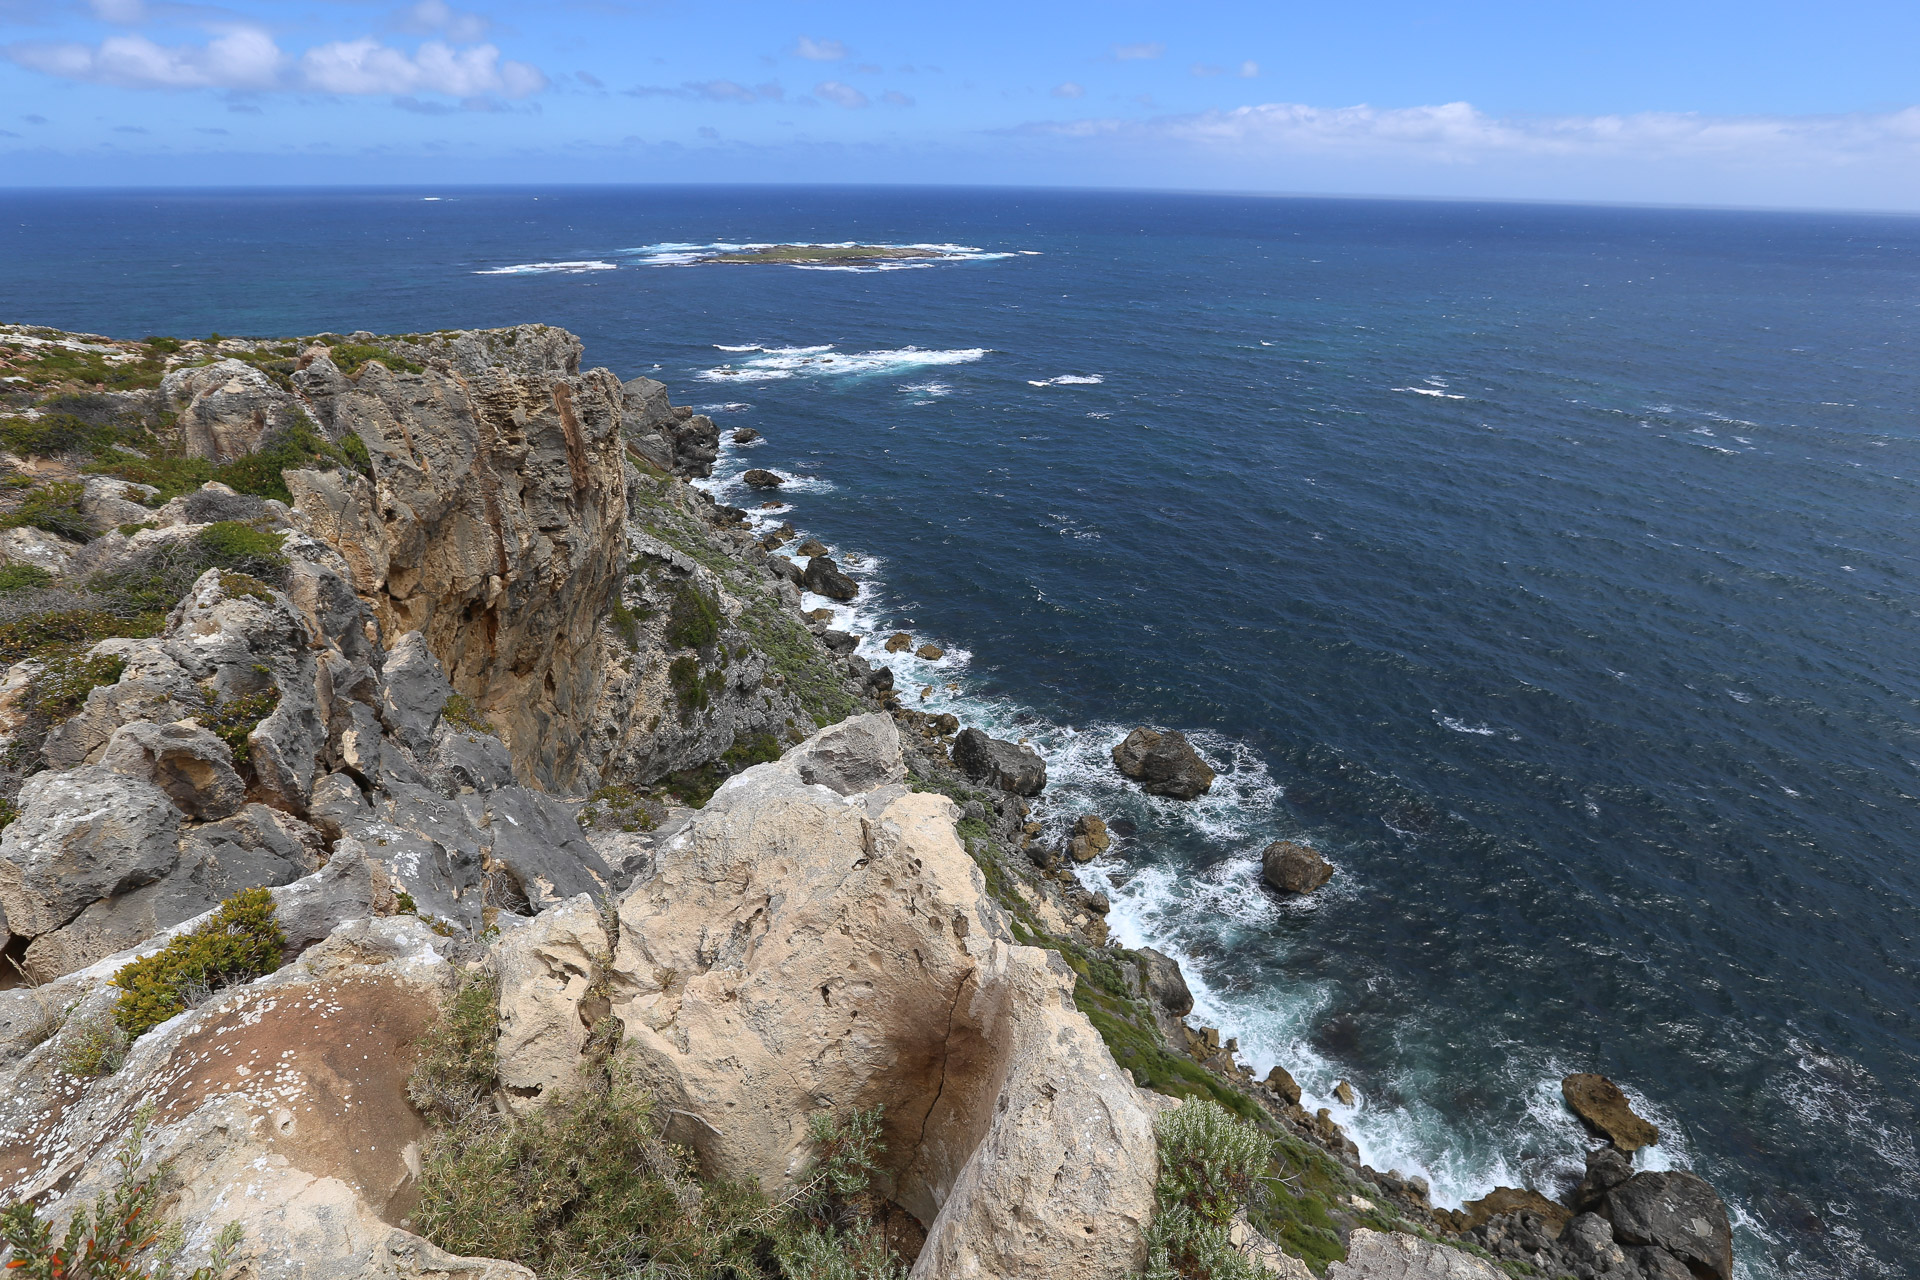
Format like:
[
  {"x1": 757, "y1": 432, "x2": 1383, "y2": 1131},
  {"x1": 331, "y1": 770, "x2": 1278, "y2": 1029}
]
[{"x1": 288, "y1": 326, "x2": 627, "y2": 791}]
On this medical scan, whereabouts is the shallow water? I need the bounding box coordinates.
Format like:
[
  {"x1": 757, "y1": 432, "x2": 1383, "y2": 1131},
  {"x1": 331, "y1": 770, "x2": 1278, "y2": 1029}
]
[{"x1": 5, "y1": 187, "x2": 1918, "y2": 1278}]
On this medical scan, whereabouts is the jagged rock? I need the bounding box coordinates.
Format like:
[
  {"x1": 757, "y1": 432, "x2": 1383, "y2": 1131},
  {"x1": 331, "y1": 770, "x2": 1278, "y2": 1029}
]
[
  {"x1": 1263, "y1": 1065, "x2": 1303, "y2": 1106},
  {"x1": 792, "y1": 713, "x2": 907, "y2": 795},
  {"x1": 1453, "y1": 1187, "x2": 1571, "y2": 1235},
  {"x1": 162, "y1": 358, "x2": 307, "y2": 462},
  {"x1": 1327, "y1": 1229, "x2": 1507, "y2": 1279},
  {"x1": 81, "y1": 475, "x2": 157, "y2": 530},
  {"x1": 820, "y1": 628, "x2": 857, "y2": 654},
  {"x1": 380, "y1": 630, "x2": 454, "y2": 757},
  {"x1": 885, "y1": 632, "x2": 913, "y2": 652},
  {"x1": 493, "y1": 894, "x2": 612, "y2": 1112},
  {"x1": 915, "y1": 643, "x2": 945, "y2": 661},
  {"x1": 99, "y1": 720, "x2": 246, "y2": 820},
  {"x1": 1556, "y1": 1213, "x2": 1633, "y2": 1277},
  {"x1": 1570, "y1": 1143, "x2": 1636, "y2": 1214},
  {"x1": 1262, "y1": 840, "x2": 1333, "y2": 894},
  {"x1": 478, "y1": 785, "x2": 614, "y2": 913},
  {"x1": 1602, "y1": 1171, "x2": 1733, "y2": 1280},
  {"x1": 1333, "y1": 1079, "x2": 1357, "y2": 1107},
  {"x1": 0, "y1": 915, "x2": 526, "y2": 1280},
  {"x1": 803, "y1": 555, "x2": 859, "y2": 601},
  {"x1": 597, "y1": 722, "x2": 1160, "y2": 1278},
  {"x1": 1562, "y1": 1073, "x2": 1660, "y2": 1152},
  {"x1": 733, "y1": 428, "x2": 759, "y2": 443},
  {"x1": 0, "y1": 766, "x2": 180, "y2": 941},
  {"x1": 1111, "y1": 727, "x2": 1215, "y2": 800},
  {"x1": 0, "y1": 524, "x2": 79, "y2": 575},
  {"x1": 766, "y1": 555, "x2": 806, "y2": 586},
  {"x1": 865, "y1": 665, "x2": 895, "y2": 696},
  {"x1": 1068, "y1": 813, "x2": 1111, "y2": 861},
  {"x1": 1130, "y1": 946, "x2": 1194, "y2": 1017},
  {"x1": 952, "y1": 728, "x2": 1047, "y2": 796},
  {"x1": 743, "y1": 468, "x2": 783, "y2": 489}
]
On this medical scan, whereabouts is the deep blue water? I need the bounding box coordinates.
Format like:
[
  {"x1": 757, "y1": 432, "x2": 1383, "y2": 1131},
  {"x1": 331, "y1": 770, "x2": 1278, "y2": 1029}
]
[{"x1": 5, "y1": 187, "x2": 1918, "y2": 1279}]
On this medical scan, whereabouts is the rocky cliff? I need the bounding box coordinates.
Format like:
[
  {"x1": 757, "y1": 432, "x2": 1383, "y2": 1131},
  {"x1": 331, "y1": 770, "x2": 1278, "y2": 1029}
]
[{"x1": 0, "y1": 321, "x2": 1732, "y2": 1280}]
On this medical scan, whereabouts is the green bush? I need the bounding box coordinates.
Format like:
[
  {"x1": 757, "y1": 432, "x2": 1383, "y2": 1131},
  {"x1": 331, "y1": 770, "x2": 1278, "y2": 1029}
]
[
  {"x1": 198, "y1": 681, "x2": 279, "y2": 766},
  {"x1": 0, "y1": 564, "x2": 52, "y2": 593},
  {"x1": 665, "y1": 582, "x2": 722, "y2": 650},
  {"x1": 327, "y1": 343, "x2": 422, "y2": 377},
  {"x1": 1131, "y1": 1102, "x2": 1273, "y2": 1280},
  {"x1": 30, "y1": 653, "x2": 125, "y2": 724},
  {"x1": 110, "y1": 887, "x2": 286, "y2": 1039},
  {"x1": 0, "y1": 608, "x2": 159, "y2": 664},
  {"x1": 408, "y1": 967, "x2": 501, "y2": 1122},
  {"x1": 441, "y1": 692, "x2": 495, "y2": 738},
  {"x1": 669, "y1": 654, "x2": 707, "y2": 717},
  {"x1": 88, "y1": 522, "x2": 287, "y2": 616},
  {"x1": 212, "y1": 419, "x2": 364, "y2": 503},
  {"x1": 0, "y1": 1109, "x2": 242, "y2": 1280},
  {"x1": 58, "y1": 1012, "x2": 128, "y2": 1078},
  {"x1": 2, "y1": 481, "x2": 92, "y2": 543},
  {"x1": 85, "y1": 451, "x2": 215, "y2": 503}
]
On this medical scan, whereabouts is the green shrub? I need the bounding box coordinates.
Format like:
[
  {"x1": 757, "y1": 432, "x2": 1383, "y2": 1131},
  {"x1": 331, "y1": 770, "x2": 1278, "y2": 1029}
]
[
  {"x1": 0, "y1": 1108, "x2": 243, "y2": 1280},
  {"x1": 0, "y1": 564, "x2": 52, "y2": 593},
  {"x1": 2, "y1": 481, "x2": 92, "y2": 543},
  {"x1": 0, "y1": 413, "x2": 118, "y2": 459},
  {"x1": 668, "y1": 654, "x2": 706, "y2": 717},
  {"x1": 85, "y1": 451, "x2": 215, "y2": 503},
  {"x1": 580, "y1": 784, "x2": 659, "y2": 833},
  {"x1": 198, "y1": 682, "x2": 279, "y2": 766},
  {"x1": 110, "y1": 887, "x2": 286, "y2": 1039},
  {"x1": 88, "y1": 522, "x2": 286, "y2": 616},
  {"x1": 0, "y1": 797, "x2": 19, "y2": 834},
  {"x1": 212, "y1": 419, "x2": 362, "y2": 503},
  {"x1": 665, "y1": 582, "x2": 722, "y2": 650},
  {"x1": 407, "y1": 967, "x2": 501, "y2": 1122},
  {"x1": 441, "y1": 692, "x2": 495, "y2": 738},
  {"x1": 1131, "y1": 1102, "x2": 1273, "y2": 1280},
  {"x1": 30, "y1": 653, "x2": 125, "y2": 724},
  {"x1": 58, "y1": 1012, "x2": 128, "y2": 1078},
  {"x1": 143, "y1": 336, "x2": 182, "y2": 354},
  {"x1": 609, "y1": 599, "x2": 641, "y2": 650},
  {"x1": 327, "y1": 343, "x2": 422, "y2": 377},
  {"x1": 0, "y1": 608, "x2": 159, "y2": 664}
]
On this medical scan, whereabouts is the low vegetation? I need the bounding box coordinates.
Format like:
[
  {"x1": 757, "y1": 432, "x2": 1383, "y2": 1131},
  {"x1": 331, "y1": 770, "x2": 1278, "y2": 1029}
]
[
  {"x1": 0, "y1": 1109, "x2": 243, "y2": 1280},
  {"x1": 110, "y1": 888, "x2": 286, "y2": 1040},
  {"x1": 408, "y1": 970, "x2": 907, "y2": 1280},
  {"x1": 1134, "y1": 1102, "x2": 1271, "y2": 1280}
]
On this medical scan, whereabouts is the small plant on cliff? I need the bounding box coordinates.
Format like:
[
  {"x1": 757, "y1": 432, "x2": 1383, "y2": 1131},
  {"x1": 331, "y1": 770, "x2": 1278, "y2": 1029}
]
[
  {"x1": 407, "y1": 966, "x2": 501, "y2": 1121},
  {"x1": 0, "y1": 564, "x2": 52, "y2": 593},
  {"x1": 58, "y1": 1012, "x2": 129, "y2": 1078},
  {"x1": 0, "y1": 1107, "x2": 243, "y2": 1280},
  {"x1": 665, "y1": 581, "x2": 723, "y2": 651},
  {"x1": 440, "y1": 693, "x2": 495, "y2": 738},
  {"x1": 326, "y1": 342, "x2": 422, "y2": 377},
  {"x1": 109, "y1": 888, "x2": 286, "y2": 1040},
  {"x1": 1130, "y1": 1101, "x2": 1272, "y2": 1280},
  {"x1": 1, "y1": 481, "x2": 93, "y2": 543},
  {"x1": 197, "y1": 680, "x2": 279, "y2": 767}
]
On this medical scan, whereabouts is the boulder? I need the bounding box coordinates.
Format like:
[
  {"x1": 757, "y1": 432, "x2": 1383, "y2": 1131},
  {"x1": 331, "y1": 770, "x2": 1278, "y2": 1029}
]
[
  {"x1": 1326, "y1": 1229, "x2": 1506, "y2": 1279},
  {"x1": 0, "y1": 524, "x2": 79, "y2": 576},
  {"x1": 766, "y1": 555, "x2": 805, "y2": 586},
  {"x1": 492, "y1": 894, "x2": 612, "y2": 1112},
  {"x1": 885, "y1": 632, "x2": 913, "y2": 653},
  {"x1": 1262, "y1": 840, "x2": 1334, "y2": 894},
  {"x1": 1111, "y1": 727, "x2": 1215, "y2": 800},
  {"x1": 598, "y1": 722, "x2": 1160, "y2": 1279},
  {"x1": 1453, "y1": 1187, "x2": 1571, "y2": 1235},
  {"x1": 1068, "y1": 813, "x2": 1111, "y2": 862},
  {"x1": 161, "y1": 358, "x2": 305, "y2": 461},
  {"x1": 1130, "y1": 946, "x2": 1193, "y2": 1017},
  {"x1": 0, "y1": 766, "x2": 180, "y2": 940},
  {"x1": 794, "y1": 538, "x2": 828, "y2": 558},
  {"x1": 819, "y1": 629, "x2": 857, "y2": 654},
  {"x1": 1569, "y1": 1143, "x2": 1636, "y2": 1214},
  {"x1": 1333, "y1": 1080, "x2": 1357, "y2": 1107},
  {"x1": 1555, "y1": 1213, "x2": 1632, "y2": 1277},
  {"x1": 81, "y1": 476, "x2": 157, "y2": 531},
  {"x1": 379, "y1": 630, "x2": 455, "y2": 757},
  {"x1": 915, "y1": 643, "x2": 946, "y2": 661},
  {"x1": 790, "y1": 712, "x2": 906, "y2": 796},
  {"x1": 1562, "y1": 1073, "x2": 1659, "y2": 1152},
  {"x1": 99, "y1": 720, "x2": 246, "y2": 820},
  {"x1": 732, "y1": 427, "x2": 760, "y2": 443},
  {"x1": 742, "y1": 468, "x2": 783, "y2": 489},
  {"x1": 1263, "y1": 1065, "x2": 1302, "y2": 1106},
  {"x1": 1602, "y1": 1171, "x2": 1734, "y2": 1280},
  {"x1": 952, "y1": 728, "x2": 1047, "y2": 797},
  {"x1": 803, "y1": 555, "x2": 859, "y2": 602}
]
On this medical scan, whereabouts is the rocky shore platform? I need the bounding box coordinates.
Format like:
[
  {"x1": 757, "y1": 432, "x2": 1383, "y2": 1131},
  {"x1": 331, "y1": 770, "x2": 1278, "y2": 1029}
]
[{"x1": 0, "y1": 320, "x2": 1734, "y2": 1280}]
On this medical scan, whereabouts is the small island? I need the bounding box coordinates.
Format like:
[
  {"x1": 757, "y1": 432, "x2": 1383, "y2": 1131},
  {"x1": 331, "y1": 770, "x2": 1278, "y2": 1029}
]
[{"x1": 700, "y1": 243, "x2": 952, "y2": 265}]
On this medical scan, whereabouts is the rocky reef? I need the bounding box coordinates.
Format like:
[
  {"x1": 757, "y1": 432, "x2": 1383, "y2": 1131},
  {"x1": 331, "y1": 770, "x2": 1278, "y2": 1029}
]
[{"x1": 0, "y1": 321, "x2": 1735, "y2": 1280}]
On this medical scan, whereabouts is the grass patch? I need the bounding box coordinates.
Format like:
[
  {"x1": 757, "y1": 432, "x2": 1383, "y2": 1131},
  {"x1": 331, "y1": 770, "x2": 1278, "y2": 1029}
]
[
  {"x1": 87, "y1": 521, "x2": 286, "y2": 615},
  {"x1": 327, "y1": 342, "x2": 423, "y2": 377},
  {"x1": 110, "y1": 887, "x2": 286, "y2": 1040},
  {"x1": 0, "y1": 564, "x2": 52, "y2": 593},
  {"x1": 209, "y1": 418, "x2": 367, "y2": 504},
  {"x1": 58, "y1": 1012, "x2": 129, "y2": 1078},
  {"x1": 30, "y1": 653, "x2": 125, "y2": 724},
  {"x1": 0, "y1": 344, "x2": 166, "y2": 392},
  {"x1": 740, "y1": 600, "x2": 859, "y2": 730}
]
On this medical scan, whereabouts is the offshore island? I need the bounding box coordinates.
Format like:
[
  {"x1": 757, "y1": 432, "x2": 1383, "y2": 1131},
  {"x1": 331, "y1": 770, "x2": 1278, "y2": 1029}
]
[{"x1": 0, "y1": 320, "x2": 1734, "y2": 1280}]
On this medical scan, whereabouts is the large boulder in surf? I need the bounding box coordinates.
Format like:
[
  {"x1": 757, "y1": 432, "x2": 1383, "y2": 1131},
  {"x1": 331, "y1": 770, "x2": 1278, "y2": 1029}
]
[
  {"x1": 803, "y1": 555, "x2": 859, "y2": 602},
  {"x1": 1562, "y1": 1073, "x2": 1659, "y2": 1152},
  {"x1": 1602, "y1": 1171, "x2": 1734, "y2": 1280},
  {"x1": 1262, "y1": 840, "x2": 1334, "y2": 894},
  {"x1": 1111, "y1": 727, "x2": 1215, "y2": 800},
  {"x1": 953, "y1": 728, "x2": 1047, "y2": 797},
  {"x1": 742, "y1": 468, "x2": 783, "y2": 489}
]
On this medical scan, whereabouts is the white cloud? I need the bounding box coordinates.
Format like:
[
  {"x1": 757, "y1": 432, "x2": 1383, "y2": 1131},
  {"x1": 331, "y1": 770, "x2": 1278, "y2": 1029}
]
[
  {"x1": 1239, "y1": 60, "x2": 1259, "y2": 78},
  {"x1": 814, "y1": 80, "x2": 867, "y2": 108},
  {"x1": 301, "y1": 37, "x2": 544, "y2": 98},
  {"x1": 1021, "y1": 98, "x2": 1920, "y2": 172},
  {"x1": 795, "y1": 36, "x2": 846, "y2": 61},
  {"x1": 1190, "y1": 63, "x2": 1224, "y2": 77},
  {"x1": 397, "y1": 0, "x2": 491, "y2": 44},
  {"x1": 6, "y1": 27, "x2": 282, "y2": 90},
  {"x1": 881, "y1": 89, "x2": 912, "y2": 107},
  {"x1": 1112, "y1": 42, "x2": 1163, "y2": 61},
  {"x1": 1052, "y1": 81, "x2": 1083, "y2": 99}
]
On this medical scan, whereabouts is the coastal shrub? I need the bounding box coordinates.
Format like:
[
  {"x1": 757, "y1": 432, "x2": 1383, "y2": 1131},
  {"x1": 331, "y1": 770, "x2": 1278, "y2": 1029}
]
[
  {"x1": 2, "y1": 481, "x2": 92, "y2": 542},
  {"x1": 409, "y1": 976, "x2": 906, "y2": 1280},
  {"x1": 580, "y1": 784, "x2": 659, "y2": 833},
  {"x1": 740, "y1": 601, "x2": 859, "y2": 729},
  {"x1": 665, "y1": 581, "x2": 723, "y2": 650},
  {"x1": 58, "y1": 1012, "x2": 129, "y2": 1078},
  {"x1": 0, "y1": 564, "x2": 52, "y2": 593},
  {"x1": 213, "y1": 419, "x2": 364, "y2": 503},
  {"x1": 668, "y1": 654, "x2": 707, "y2": 717},
  {"x1": 87, "y1": 521, "x2": 287, "y2": 616},
  {"x1": 0, "y1": 1109, "x2": 244, "y2": 1280},
  {"x1": 0, "y1": 413, "x2": 118, "y2": 459},
  {"x1": 327, "y1": 343, "x2": 422, "y2": 377},
  {"x1": 609, "y1": 599, "x2": 641, "y2": 650},
  {"x1": 198, "y1": 681, "x2": 280, "y2": 766},
  {"x1": 0, "y1": 607, "x2": 159, "y2": 664},
  {"x1": 110, "y1": 887, "x2": 286, "y2": 1039},
  {"x1": 30, "y1": 653, "x2": 126, "y2": 724},
  {"x1": 1131, "y1": 1102, "x2": 1272, "y2": 1280},
  {"x1": 441, "y1": 692, "x2": 495, "y2": 737},
  {"x1": 86, "y1": 451, "x2": 215, "y2": 503}
]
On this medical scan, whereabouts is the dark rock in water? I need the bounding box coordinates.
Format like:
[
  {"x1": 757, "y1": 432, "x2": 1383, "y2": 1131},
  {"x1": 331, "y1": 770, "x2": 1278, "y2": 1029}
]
[
  {"x1": 929, "y1": 713, "x2": 959, "y2": 735},
  {"x1": 766, "y1": 556, "x2": 805, "y2": 586},
  {"x1": 795, "y1": 538, "x2": 829, "y2": 558},
  {"x1": 1563, "y1": 1073, "x2": 1660, "y2": 1152},
  {"x1": 1111, "y1": 727, "x2": 1215, "y2": 799},
  {"x1": 732, "y1": 427, "x2": 760, "y2": 443},
  {"x1": 1262, "y1": 1065, "x2": 1302, "y2": 1106},
  {"x1": 1261, "y1": 840, "x2": 1333, "y2": 894},
  {"x1": 915, "y1": 643, "x2": 945, "y2": 661},
  {"x1": 1068, "y1": 813, "x2": 1112, "y2": 862},
  {"x1": 952, "y1": 728, "x2": 1046, "y2": 796},
  {"x1": 714, "y1": 504, "x2": 748, "y2": 526},
  {"x1": 804, "y1": 556, "x2": 859, "y2": 601},
  {"x1": 1086, "y1": 892, "x2": 1110, "y2": 915},
  {"x1": 863, "y1": 665, "x2": 894, "y2": 696},
  {"x1": 1569, "y1": 1144, "x2": 1636, "y2": 1215},
  {"x1": 1131, "y1": 946, "x2": 1193, "y2": 1017},
  {"x1": 743, "y1": 468, "x2": 783, "y2": 489},
  {"x1": 758, "y1": 500, "x2": 782, "y2": 510},
  {"x1": 1453, "y1": 1187, "x2": 1572, "y2": 1235},
  {"x1": 1603, "y1": 1171, "x2": 1733, "y2": 1280},
  {"x1": 819, "y1": 629, "x2": 857, "y2": 654}
]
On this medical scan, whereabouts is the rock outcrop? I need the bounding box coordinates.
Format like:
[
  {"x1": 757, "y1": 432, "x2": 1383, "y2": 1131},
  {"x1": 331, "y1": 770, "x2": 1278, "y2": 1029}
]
[
  {"x1": 1562, "y1": 1073, "x2": 1660, "y2": 1152},
  {"x1": 1111, "y1": 726, "x2": 1215, "y2": 799},
  {"x1": 1262, "y1": 840, "x2": 1334, "y2": 894},
  {"x1": 952, "y1": 727, "x2": 1047, "y2": 796}
]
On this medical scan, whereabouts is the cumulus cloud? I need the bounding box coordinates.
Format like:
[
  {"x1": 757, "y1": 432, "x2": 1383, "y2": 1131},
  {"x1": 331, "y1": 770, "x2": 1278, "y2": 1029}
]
[
  {"x1": 1112, "y1": 42, "x2": 1163, "y2": 60},
  {"x1": 1052, "y1": 81, "x2": 1083, "y2": 99},
  {"x1": 301, "y1": 38, "x2": 545, "y2": 98},
  {"x1": 1239, "y1": 60, "x2": 1259, "y2": 78},
  {"x1": 814, "y1": 80, "x2": 867, "y2": 108},
  {"x1": 794, "y1": 36, "x2": 846, "y2": 61},
  {"x1": 1018, "y1": 98, "x2": 1920, "y2": 171},
  {"x1": 3, "y1": 22, "x2": 547, "y2": 101},
  {"x1": 395, "y1": 0, "x2": 491, "y2": 44}
]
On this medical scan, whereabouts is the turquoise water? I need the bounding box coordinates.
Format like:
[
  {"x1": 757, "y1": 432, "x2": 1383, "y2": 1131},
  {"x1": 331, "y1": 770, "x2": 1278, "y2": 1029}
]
[{"x1": 5, "y1": 187, "x2": 1918, "y2": 1278}]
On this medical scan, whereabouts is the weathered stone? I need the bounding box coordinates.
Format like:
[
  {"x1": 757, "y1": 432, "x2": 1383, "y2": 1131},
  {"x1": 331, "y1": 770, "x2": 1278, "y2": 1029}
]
[
  {"x1": 1453, "y1": 1187, "x2": 1571, "y2": 1235},
  {"x1": 99, "y1": 720, "x2": 246, "y2": 820},
  {"x1": 493, "y1": 894, "x2": 611, "y2": 1112},
  {"x1": 732, "y1": 428, "x2": 760, "y2": 443},
  {"x1": 1569, "y1": 1143, "x2": 1636, "y2": 1214},
  {"x1": 1111, "y1": 727, "x2": 1215, "y2": 800},
  {"x1": 885, "y1": 632, "x2": 913, "y2": 653},
  {"x1": 766, "y1": 555, "x2": 806, "y2": 586},
  {"x1": 1073, "y1": 814, "x2": 1112, "y2": 855},
  {"x1": 1602, "y1": 1171, "x2": 1733, "y2": 1280},
  {"x1": 743, "y1": 468, "x2": 784, "y2": 489},
  {"x1": 1326, "y1": 1229, "x2": 1507, "y2": 1279},
  {"x1": 0, "y1": 525, "x2": 79, "y2": 576},
  {"x1": 1262, "y1": 840, "x2": 1334, "y2": 894},
  {"x1": 1562, "y1": 1073, "x2": 1660, "y2": 1152},
  {"x1": 380, "y1": 630, "x2": 455, "y2": 757},
  {"x1": 0, "y1": 766, "x2": 180, "y2": 942},
  {"x1": 1131, "y1": 946, "x2": 1194, "y2": 1017},
  {"x1": 81, "y1": 476, "x2": 157, "y2": 531},
  {"x1": 791, "y1": 713, "x2": 906, "y2": 796},
  {"x1": 161, "y1": 358, "x2": 307, "y2": 462},
  {"x1": 819, "y1": 628, "x2": 857, "y2": 654},
  {"x1": 952, "y1": 728, "x2": 1047, "y2": 796},
  {"x1": 1263, "y1": 1065, "x2": 1303, "y2": 1106},
  {"x1": 803, "y1": 555, "x2": 859, "y2": 601},
  {"x1": 915, "y1": 643, "x2": 945, "y2": 661}
]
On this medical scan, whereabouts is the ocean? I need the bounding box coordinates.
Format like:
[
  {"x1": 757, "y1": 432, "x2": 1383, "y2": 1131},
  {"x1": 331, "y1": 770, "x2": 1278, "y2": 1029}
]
[{"x1": 5, "y1": 185, "x2": 1917, "y2": 1279}]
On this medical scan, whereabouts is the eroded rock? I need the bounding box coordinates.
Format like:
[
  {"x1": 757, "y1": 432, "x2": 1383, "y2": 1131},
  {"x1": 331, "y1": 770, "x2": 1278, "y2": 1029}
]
[
  {"x1": 1562, "y1": 1073, "x2": 1659, "y2": 1152},
  {"x1": 1262, "y1": 840, "x2": 1333, "y2": 894},
  {"x1": 1111, "y1": 727, "x2": 1215, "y2": 800},
  {"x1": 952, "y1": 728, "x2": 1046, "y2": 797}
]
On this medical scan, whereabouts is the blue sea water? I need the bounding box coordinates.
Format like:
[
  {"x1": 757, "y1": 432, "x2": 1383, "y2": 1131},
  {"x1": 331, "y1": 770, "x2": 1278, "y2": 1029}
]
[{"x1": 5, "y1": 186, "x2": 1918, "y2": 1279}]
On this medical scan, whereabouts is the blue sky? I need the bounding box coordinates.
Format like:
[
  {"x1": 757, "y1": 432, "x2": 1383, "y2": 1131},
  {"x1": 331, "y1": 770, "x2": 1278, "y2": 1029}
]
[{"x1": 4, "y1": 0, "x2": 1919, "y2": 208}]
